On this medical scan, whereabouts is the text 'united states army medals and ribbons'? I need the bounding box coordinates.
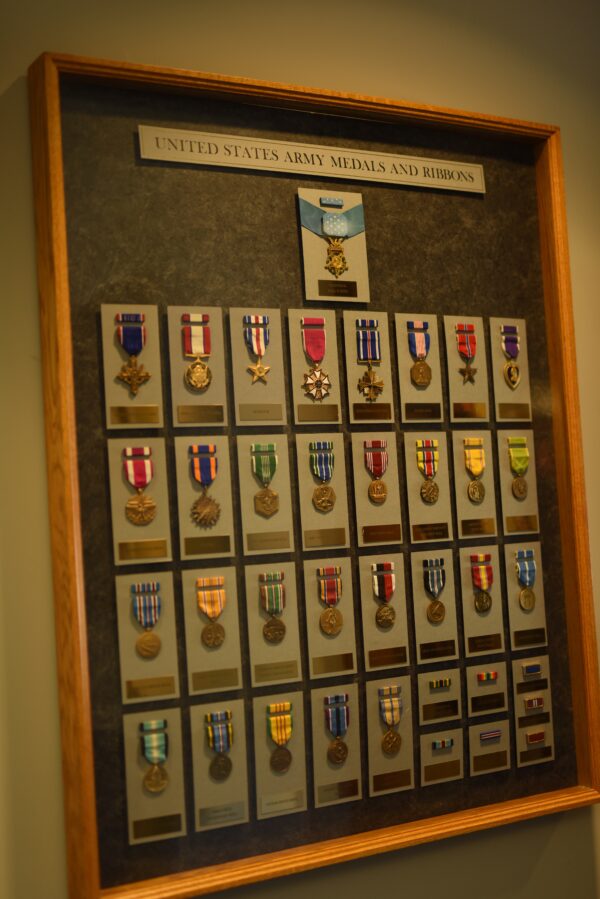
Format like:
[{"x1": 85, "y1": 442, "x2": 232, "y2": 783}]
[
  {"x1": 301, "y1": 317, "x2": 331, "y2": 401},
  {"x1": 501, "y1": 323, "x2": 521, "y2": 390},
  {"x1": 206, "y1": 709, "x2": 233, "y2": 781},
  {"x1": 372, "y1": 561, "x2": 396, "y2": 630},
  {"x1": 298, "y1": 195, "x2": 365, "y2": 278},
  {"x1": 243, "y1": 314, "x2": 270, "y2": 383},
  {"x1": 196, "y1": 576, "x2": 226, "y2": 647},
  {"x1": 259, "y1": 570, "x2": 286, "y2": 644},
  {"x1": 515, "y1": 548, "x2": 537, "y2": 611},
  {"x1": 378, "y1": 685, "x2": 403, "y2": 756},
  {"x1": 508, "y1": 436, "x2": 529, "y2": 500},
  {"x1": 309, "y1": 441, "x2": 336, "y2": 512},
  {"x1": 182, "y1": 312, "x2": 212, "y2": 391},
  {"x1": 325, "y1": 694, "x2": 350, "y2": 764},
  {"x1": 189, "y1": 444, "x2": 220, "y2": 527},
  {"x1": 115, "y1": 312, "x2": 151, "y2": 396},
  {"x1": 364, "y1": 439, "x2": 388, "y2": 504},
  {"x1": 123, "y1": 446, "x2": 156, "y2": 525},
  {"x1": 318, "y1": 566, "x2": 343, "y2": 636},
  {"x1": 470, "y1": 553, "x2": 493, "y2": 614},
  {"x1": 423, "y1": 558, "x2": 446, "y2": 624},
  {"x1": 416, "y1": 438, "x2": 439, "y2": 504},
  {"x1": 407, "y1": 320, "x2": 432, "y2": 387},
  {"x1": 464, "y1": 437, "x2": 486, "y2": 504},
  {"x1": 132, "y1": 581, "x2": 162, "y2": 658},
  {"x1": 267, "y1": 701, "x2": 293, "y2": 773},
  {"x1": 455, "y1": 322, "x2": 477, "y2": 384},
  {"x1": 356, "y1": 318, "x2": 384, "y2": 401},
  {"x1": 140, "y1": 719, "x2": 169, "y2": 793},
  {"x1": 251, "y1": 443, "x2": 279, "y2": 518}
]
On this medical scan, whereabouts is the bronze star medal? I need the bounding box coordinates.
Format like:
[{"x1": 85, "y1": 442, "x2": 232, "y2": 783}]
[
  {"x1": 456, "y1": 322, "x2": 477, "y2": 384},
  {"x1": 459, "y1": 360, "x2": 477, "y2": 384}
]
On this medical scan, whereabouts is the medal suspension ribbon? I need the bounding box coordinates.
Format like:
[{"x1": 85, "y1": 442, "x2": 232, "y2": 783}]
[
  {"x1": 205, "y1": 710, "x2": 233, "y2": 753},
  {"x1": 364, "y1": 440, "x2": 388, "y2": 478},
  {"x1": 123, "y1": 446, "x2": 153, "y2": 489},
  {"x1": 501, "y1": 324, "x2": 520, "y2": 360},
  {"x1": 423, "y1": 558, "x2": 446, "y2": 598},
  {"x1": 508, "y1": 436, "x2": 529, "y2": 476},
  {"x1": 243, "y1": 314, "x2": 270, "y2": 358},
  {"x1": 196, "y1": 576, "x2": 226, "y2": 621},
  {"x1": 131, "y1": 581, "x2": 161, "y2": 628},
  {"x1": 378, "y1": 685, "x2": 402, "y2": 727},
  {"x1": 301, "y1": 317, "x2": 326, "y2": 366},
  {"x1": 317, "y1": 566, "x2": 342, "y2": 607},
  {"x1": 309, "y1": 441, "x2": 334, "y2": 483},
  {"x1": 464, "y1": 437, "x2": 485, "y2": 478},
  {"x1": 407, "y1": 320, "x2": 430, "y2": 360},
  {"x1": 515, "y1": 549, "x2": 536, "y2": 587},
  {"x1": 471, "y1": 554, "x2": 493, "y2": 592},
  {"x1": 182, "y1": 312, "x2": 211, "y2": 357},
  {"x1": 267, "y1": 702, "x2": 293, "y2": 746},
  {"x1": 324, "y1": 694, "x2": 350, "y2": 738},
  {"x1": 356, "y1": 319, "x2": 381, "y2": 363},
  {"x1": 259, "y1": 571, "x2": 285, "y2": 616},
  {"x1": 371, "y1": 561, "x2": 395, "y2": 602},
  {"x1": 116, "y1": 312, "x2": 146, "y2": 356},
  {"x1": 455, "y1": 322, "x2": 476, "y2": 362},
  {"x1": 190, "y1": 444, "x2": 218, "y2": 487},
  {"x1": 251, "y1": 443, "x2": 277, "y2": 486},
  {"x1": 140, "y1": 719, "x2": 168, "y2": 764},
  {"x1": 416, "y1": 439, "x2": 439, "y2": 479}
]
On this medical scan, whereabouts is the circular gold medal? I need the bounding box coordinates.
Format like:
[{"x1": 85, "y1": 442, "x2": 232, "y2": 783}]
[
  {"x1": 504, "y1": 360, "x2": 521, "y2": 390},
  {"x1": 410, "y1": 359, "x2": 432, "y2": 388},
  {"x1": 263, "y1": 616, "x2": 286, "y2": 644},
  {"x1": 368, "y1": 479, "x2": 387, "y2": 504},
  {"x1": 474, "y1": 590, "x2": 492, "y2": 614},
  {"x1": 312, "y1": 484, "x2": 336, "y2": 512},
  {"x1": 143, "y1": 764, "x2": 168, "y2": 794},
  {"x1": 327, "y1": 737, "x2": 348, "y2": 765},
  {"x1": 254, "y1": 486, "x2": 279, "y2": 518},
  {"x1": 136, "y1": 630, "x2": 161, "y2": 659},
  {"x1": 519, "y1": 587, "x2": 536, "y2": 612},
  {"x1": 375, "y1": 604, "x2": 396, "y2": 630},
  {"x1": 382, "y1": 729, "x2": 402, "y2": 756},
  {"x1": 209, "y1": 752, "x2": 232, "y2": 782},
  {"x1": 427, "y1": 599, "x2": 445, "y2": 624},
  {"x1": 320, "y1": 607, "x2": 343, "y2": 636},
  {"x1": 512, "y1": 476, "x2": 528, "y2": 500},
  {"x1": 201, "y1": 621, "x2": 225, "y2": 648},
  {"x1": 467, "y1": 479, "x2": 485, "y2": 504},
  {"x1": 184, "y1": 358, "x2": 212, "y2": 391},
  {"x1": 126, "y1": 491, "x2": 157, "y2": 525},
  {"x1": 420, "y1": 480, "x2": 439, "y2": 504},
  {"x1": 270, "y1": 746, "x2": 292, "y2": 774},
  {"x1": 191, "y1": 493, "x2": 221, "y2": 527}
]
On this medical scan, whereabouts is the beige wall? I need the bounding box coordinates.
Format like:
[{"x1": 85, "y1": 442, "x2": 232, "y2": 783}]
[{"x1": 1, "y1": 1, "x2": 599, "y2": 897}]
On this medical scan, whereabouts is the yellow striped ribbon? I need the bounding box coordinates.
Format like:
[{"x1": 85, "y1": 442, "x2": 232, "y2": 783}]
[
  {"x1": 196, "y1": 576, "x2": 226, "y2": 621},
  {"x1": 463, "y1": 437, "x2": 485, "y2": 478},
  {"x1": 267, "y1": 702, "x2": 292, "y2": 746}
]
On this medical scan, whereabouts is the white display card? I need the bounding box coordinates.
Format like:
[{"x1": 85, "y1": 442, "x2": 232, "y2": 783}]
[
  {"x1": 417, "y1": 668, "x2": 461, "y2": 726},
  {"x1": 395, "y1": 312, "x2": 444, "y2": 423},
  {"x1": 303, "y1": 556, "x2": 357, "y2": 679},
  {"x1": 489, "y1": 316, "x2": 532, "y2": 422},
  {"x1": 468, "y1": 720, "x2": 511, "y2": 776},
  {"x1": 351, "y1": 431, "x2": 402, "y2": 547},
  {"x1": 465, "y1": 661, "x2": 508, "y2": 717},
  {"x1": 443, "y1": 315, "x2": 489, "y2": 423},
  {"x1": 504, "y1": 540, "x2": 548, "y2": 651},
  {"x1": 404, "y1": 431, "x2": 453, "y2": 543},
  {"x1": 366, "y1": 676, "x2": 414, "y2": 797},
  {"x1": 311, "y1": 682, "x2": 362, "y2": 807},
  {"x1": 252, "y1": 691, "x2": 308, "y2": 820},
  {"x1": 458, "y1": 544, "x2": 505, "y2": 657},
  {"x1": 497, "y1": 428, "x2": 540, "y2": 535},
  {"x1": 236, "y1": 434, "x2": 295, "y2": 555},
  {"x1": 229, "y1": 307, "x2": 287, "y2": 426},
  {"x1": 342, "y1": 310, "x2": 395, "y2": 423},
  {"x1": 411, "y1": 549, "x2": 459, "y2": 665},
  {"x1": 512, "y1": 655, "x2": 555, "y2": 767},
  {"x1": 167, "y1": 305, "x2": 228, "y2": 426},
  {"x1": 420, "y1": 727, "x2": 463, "y2": 786},
  {"x1": 244, "y1": 561, "x2": 302, "y2": 687},
  {"x1": 358, "y1": 552, "x2": 409, "y2": 671},
  {"x1": 287, "y1": 308, "x2": 342, "y2": 424},
  {"x1": 451, "y1": 430, "x2": 498, "y2": 539},
  {"x1": 295, "y1": 432, "x2": 350, "y2": 551}
]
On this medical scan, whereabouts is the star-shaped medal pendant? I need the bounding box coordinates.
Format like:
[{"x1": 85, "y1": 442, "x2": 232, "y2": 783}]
[
  {"x1": 357, "y1": 366, "x2": 384, "y2": 402},
  {"x1": 247, "y1": 358, "x2": 271, "y2": 383},
  {"x1": 459, "y1": 361, "x2": 477, "y2": 384},
  {"x1": 302, "y1": 367, "x2": 331, "y2": 402}
]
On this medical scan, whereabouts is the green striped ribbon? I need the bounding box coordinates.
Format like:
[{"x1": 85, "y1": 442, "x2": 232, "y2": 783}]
[
  {"x1": 251, "y1": 443, "x2": 277, "y2": 487},
  {"x1": 507, "y1": 436, "x2": 529, "y2": 477},
  {"x1": 259, "y1": 571, "x2": 285, "y2": 616}
]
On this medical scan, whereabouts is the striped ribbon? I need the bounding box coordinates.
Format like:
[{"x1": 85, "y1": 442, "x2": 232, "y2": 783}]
[
  {"x1": 508, "y1": 436, "x2": 529, "y2": 476},
  {"x1": 525, "y1": 696, "x2": 544, "y2": 711},
  {"x1": 251, "y1": 443, "x2": 277, "y2": 487},
  {"x1": 324, "y1": 694, "x2": 349, "y2": 738},
  {"x1": 318, "y1": 566, "x2": 342, "y2": 607},
  {"x1": 140, "y1": 719, "x2": 168, "y2": 764},
  {"x1": 259, "y1": 571, "x2": 286, "y2": 616},
  {"x1": 131, "y1": 581, "x2": 161, "y2": 629},
  {"x1": 526, "y1": 730, "x2": 545, "y2": 746},
  {"x1": 116, "y1": 312, "x2": 146, "y2": 356},
  {"x1": 182, "y1": 312, "x2": 211, "y2": 357},
  {"x1": 371, "y1": 561, "x2": 395, "y2": 602},
  {"x1": 515, "y1": 549, "x2": 536, "y2": 587},
  {"x1": 480, "y1": 729, "x2": 502, "y2": 743},
  {"x1": 432, "y1": 738, "x2": 453, "y2": 750},
  {"x1": 189, "y1": 444, "x2": 218, "y2": 487},
  {"x1": 206, "y1": 710, "x2": 233, "y2": 753},
  {"x1": 464, "y1": 437, "x2": 485, "y2": 479},
  {"x1": 267, "y1": 702, "x2": 293, "y2": 746},
  {"x1": 416, "y1": 439, "x2": 439, "y2": 479},
  {"x1": 522, "y1": 662, "x2": 542, "y2": 679},
  {"x1": 429, "y1": 677, "x2": 451, "y2": 689},
  {"x1": 243, "y1": 315, "x2": 269, "y2": 357},
  {"x1": 378, "y1": 685, "x2": 402, "y2": 727},
  {"x1": 364, "y1": 440, "x2": 388, "y2": 478},
  {"x1": 471, "y1": 554, "x2": 493, "y2": 592},
  {"x1": 309, "y1": 441, "x2": 334, "y2": 483},
  {"x1": 477, "y1": 671, "x2": 497, "y2": 683},
  {"x1": 423, "y1": 558, "x2": 445, "y2": 598},
  {"x1": 407, "y1": 320, "x2": 430, "y2": 360},
  {"x1": 356, "y1": 319, "x2": 381, "y2": 362},
  {"x1": 501, "y1": 324, "x2": 520, "y2": 360},
  {"x1": 455, "y1": 322, "x2": 476, "y2": 361},
  {"x1": 196, "y1": 576, "x2": 226, "y2": 621},
  {"x1": 123, "y1": 447, "x2": 153, "y2": 489}
]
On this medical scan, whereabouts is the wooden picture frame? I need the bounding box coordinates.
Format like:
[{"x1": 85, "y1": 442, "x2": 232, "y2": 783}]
[{"x1": 28, "y1": 51, "x2": 600, "y2": 899}]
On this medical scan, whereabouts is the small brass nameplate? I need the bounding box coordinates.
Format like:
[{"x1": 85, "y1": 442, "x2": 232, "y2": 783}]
[
  {"x1": 247, "y1": 531, "x2": 290, "y2": 551},
  {"x1": 177, "y1": 404, "x2": 224, "y2": 424},
  {"x1": 126, "y1": 676, "x2": 176, "y2": 699},
  {"x1": 520, "y1": 746, "x2": 552, "y2": 764},
  {"x1": 468, "y1": 633, "x2": 502, "y2": 654},
  {"x1": 362, "y1": 523, "x2": 402, "y2": 544},
  {"x1": 118, "y1": 539, "x2": 168, "y2": 561},
  {"x1": 419, "y1": 639, "x2": 456, "y2": 661},
  {"x1": 453, "y1": 402, "x2": 487, "y2": 419},
  {"x1": 318, "y1": 279, "x2": 358, "y2": 298},
  {"x1": 412, "y1": 522, "x2": 450, "y2": 541},
  {"x1": 192, "y1": 668, "x2": 239, "y2": 691},
  {"x1": 514, "y1": 627, "x2": 546, "y2": 648},
  {"x1": 199, "y1": 802, "x2": 246, "y2": 828},
  {"x1": 373, "y1": 769, "x2": 412, "y2": 792},
  {"x1": 133, "y1": 814, "x2": 182, "y2": 839},
  {"x1": 353, "y1": 403, "x2": 392, "y2": 421},
  {"x1": 304, "y1": 527, "x2": 346, "y2": 548},
  {"x1": 368, "y1": 646, "x2": 407, "y2": 668},
  {"x1": 317, "y1": 779, "x2": 359, "y2": 803},
  {"x1": 297, "y1": 404, "x2": 339, "y2": 422},
  {"x1": 471, "y1": 692, "x2": 505, "y2": 714},
  {"x1": 460, "y1": 518, "x2": 496, "y2": 537},
  {"x1": 473, "y1": 750, "x2": 507, "y2": 773},
  {"x1": 517, "y1": 711, "x2": 550, "y2": 729},
  {"x1": 423, "y1": 699, "x2": 459, "y2": 722},
  {"x1": 260, "y1": 789, "x2": 304, "y2": 816},
  {"x1": 312, "y1": 652, "x2": 354, "y2": 675},
  {"x1": 110, "y1": 405, "x2": 160, "y2": 425},
  {"x1": 423, "y1": 759, "x2": 461, "y2": 783},
  {"x1": 506, "y1": 515, "x2": 539, "y2": 533},
  {"x1": 516, "y1": 677, "x2": 547, "y2": 694},
  {"x1": 184, "y1": 535, "x2": 231, "y2": 555},
  {"x1": 405, "y1": 402, "x2": 442, "y2": 421},
  {"x1": 498, "y1": 402, "x2": 531, "y2": 420},
  {"x1": 238, "y1": 403, "x2": 282, "y2": 421},
  {"x1": 254, "y1": 660, "x2": 299, "y2": 684}
]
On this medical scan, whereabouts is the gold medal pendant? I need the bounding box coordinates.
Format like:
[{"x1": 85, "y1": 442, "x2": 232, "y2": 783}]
[
  {"x1": 368, "y1": 479, "x2": 387, "y2": 505},
  {"x1": 327, "y1": 737, "x2": 348, "y2": 765},
  {"x1": 263, "y1": 616, "x2": 286, "y2": 644},
  {"x1": 325, "y1": 237, "x2": 348, "y2": 278},
  {"x1": 136, "y1": 630, "x2": 161, "y2": 659},
  {"x1": 381, "y1": 729, "x2": 402, "y2": 756},
  {"x1": 519, "y1": 587, "x2": 536, "y2": 611},
  {"x1": 117, "y1": 355, "x2": 151, "y2": 396},
  {"x1": 312, "y1": 483, "x2": 336, "y2": 513},
  {"x1": 201, "y1": 621, "x2": 226, "y2": 648},
  {"x1": 474, "y1": 591, "x2": 492, "y2": 614},
  {"x1": 375, "y1": 604, "x2": 396, "y2": 630},
  {"x1": 185, "y1": 357, "x2": 212, "y2": 391},
  {"x1": 191, "y1": 490, "x2": 221, "y2": 527},
  {"x1": 427, "y1": 600, "x2": 445, "y2": 624},
  {"x1": 512, "y1": 476, "x2": 528, "y2": 500},
  {"x1": 126, "y1": 490, "x2": 157, "y2": 525},
  {"x1": 357, "y1": 364, "x2": 384, "y2": 402},
  {"x1": 254, "y1": 486, "x2": 279, "y2": 518},
  {"x1": 302, "y1": 367, "x2": 331, "y2": 401},
  {"x1": 420, "y1": 480, "x2": 439, "y2": 505},
  {"x1": 504, "y1": 359, "x2": 521, "y2": 390},
  {"x1": 320, "y1": 607, "x2": 343, "y2": 636},
  {"x1": 209, "y1": 752, "x2": 232, "y2": 782},
  {"x1": 270, "y1": 746, "x2": 292, "y2": 774},
  {"x1": 467, "y1": 479, "x2": 485, "y2": 504},
  {"x1": 143, "y1": 763, "x2": 169, "y2": 794},
  {"x1": 247, "y1": 358, "x2": 270, "y2": 383},
  {"x1": 410, "y1": 359, "x2": 432, "y2": 388}
]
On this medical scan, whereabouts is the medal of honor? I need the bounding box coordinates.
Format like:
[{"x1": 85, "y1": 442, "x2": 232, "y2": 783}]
[
  {"x1": 251, "y1": 443, "x2": 279, "y2": 517},
  {"x1": 115, "y1": 312, "x2": 151, "y2": 395},
  {"x1": 515, "y1": 548, "x2": 537, "y2": 611},
  {"x1": 364, "y1": 439, "x2": 388, "y2": 504},
  {"x1": 356, "y1": 318, "x2": 384, "y2": 401},
  {"x1": 243, "y1": 314, "x2": 270, "y2": 383},
  {"x1": 423, "y1": 558, "x2": 446, "y2": 623},
  {"x1": 501, "y1": 324, "x2": 521, "y2": 389},
  {"x1": 267, "y1": 702, "x2": 293, "y2": 773},
  {"x1": 189, "y1": 444, "x2": 220, "y2": 527},
  {"x1": 372, "y1": 561, "x2": 396, "y2": 629},
  {"x1": 455, "y1": 322, "x2": 477, "y2": 384},
  {"x1": 318, "y1": 566, "x2": 343, "y2": 635},
  {"x1": 470, "y1": 553, "x2": 493, "y2": 614},
  {"x1": 196, "y1": 576, "x2": 226, "y2": 647},
  {"x1": 464, "y1": 437, "x2": 486, "y2": 504},
  {"x1": 206, "y1": 710, "x2": 233, "y2": 781},
  {"x1": 416, "y1": 438, "x2": 440, "y2": 504},
  {"x1": 378, "y1": 685, "x2": 402, "y2": 756},
  {"x1": 508, "y1": 436, "x2": 530, "y2": 500},
  {"x1": 140, "y1": 719, "x2": 169, "y2": 793},
  {"x1": 407, "y1": 320, "x2": 432, "y2": 387},
  {"x1": 259, "y1": 571, "x2": 286, "y2": 644},
  {"x1": 123, "y1": 446, "x2": 156, "y2": 525},
  {"x1": 182, "y1": 312, "x2": 212, "y2": 390},
  {"x1": 324, "y1": 694, "x2": 349, "y2": 764},
  {"x1": 132, "y1": 582, "x2": 162, "y2": 658},
  {"x1": 309, "y1": 441, "x2": 336, "y2": 512},
  {"x1": 301, "y1": 317, "x2": 331, "y2": 401},
  {"x1": 298, "y1": 195, "x2": 365, "y2": 279}
]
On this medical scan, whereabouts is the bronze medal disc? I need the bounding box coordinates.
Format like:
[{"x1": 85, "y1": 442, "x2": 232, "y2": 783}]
[
  {"x1": 426, "y1": 599, "x2": 446, "y2": 624},
  {"x1": 320, "y1": 607, "x2": 343, "y2": 636},
  {"x1": 382, "y1": 729, "x2": 402, "y2": 756},
  {"x1": 191, "y1": 493, "x2": 221, "y2": 527},
  {"x1": 474, "y1": 590, "x2": 493, "y2": 614},
  {"x1": 125, "y1": 492, "x2": 157, "y2": 525},
  {"x1": 327, "y1": 737, "x2": 348, "y2": 766},
  {"x1": 504, "y1": 360, "x2": 521, "y2": 390},
  {"x1": 512, "y1": 476, "x2": 528, "y2": 500},
  {"x1": 467, "y1": 479, "x2": 486, "y2": 504},
  {"x1": 263, "y1": 616, "x2": 286, "y2": 644},
  {"x1": 209, "y1": 752, "x2": 232, "y2": 782},
  {"x1": 254, "y1": 486, "x2": 279, "y2": 518},
  {"x1": 185, "y1": 358, "x2": 212, "y2": 391},
  {"x1": 410, "y1": 359, "x2": 432, "y2": 388},
  {"x1": 420, "y1": 479, "x2": 439, "y2": 505},
  {"x1": 136, "y1": 630, "x2": 162, "y2": 659},
  {"x1": 312, "y1": 483, "x2": 336, "y2": 513},
  {"x1": 375, "y1": 604, "x2": 396, "y2": 630},
  {"x1": 201, "y1": 621, "x2": 226, "y2": 648},
  {"x1": 519, "y1": 587, "x2": 536, "y2": 612},
  {"x1": 270, "y1": 746, "x2": 292, "y2": 774},
  {"x1": 368, "y1": 479, "x2": 388, "y2": 504},
  {"x1": 143, "y1": 764, "x2": 169, "y2": 794}
]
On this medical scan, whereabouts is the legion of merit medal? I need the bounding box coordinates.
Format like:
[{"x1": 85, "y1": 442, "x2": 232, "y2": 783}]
[
  {"x1": 372, "y1": 561, "x2": 396, "y2": 629},
  {"x1": 301, "y1": 316, "x2": 331, "y2": 401},
  {"x1": 501, "y1": 323, "x2": 521, "y2": 389},
  {"x1": 364, "y1": 439, "x2": 388, "y2": 504},
  {"x1": 423, "y1": 558, "x2": 446, "y2": 624},
  {"x1": 259, "y1": 570, "x2": 286, "y2": 644},
  {"x1": 196, "y1": 576, "x2": 226, "y2": 647},
  {"x1": 378, "y1": 685, "x2": 402, "y2": 756},
  {"x1": 115, "y1": 312, "x2": 151, "y2": 395},
  {"x1": 298, "y1": 194, "x2": 365, "y2": 279},
  {"x1": 508, "y1": 436, "x2": 529, "y2": 500},
  {"x1": 251, "y1": 443, "x2": 279, "y2": 518},
  {"x1": 243, "y1": 314, "x2": 270, "y2": 383},
  {"x1": 455, "y1": 322, "x2": 477, "y2": 384},
  {"x1": 318, "y1": 566, "x2": 343, "y2": 636},
  {"x1": 206, "y1": 709, "x2": 233, "y2": 781},
  {"x1": 182, "y1": 312, "x2": 212, "y2": 391},
  {"x1": 140, "y1": 719, "x2": 169, "y2": 793},
  {"x1": 356, "y1": 318, "x2": 384, "y2": 401},
  {"x1": 189, "y1": 444, "x2": 220, "y2": 526},
  {"x1": 470, "y1": 553, "x2": 493, "y2": 613},
  {"x1": 515, "y1": 548, "x2": 537, "y2": 611},
  {"x1": 407, "y1": 320, "x2": 432, "y2": 387},
  {"x1": 324, "y1": 694, "x2": 349, "y2": 765},
  {"x1": 309, "y1": 441, "x2": 336, "y2": 512},
  {"x1": 131, "y1": 581, "x2": 162, "y2": 658},
  {"x1": 267, "y1": 702, "x2": 293, "y2": 773},
  {"x1": 416, "y1": 438, "x2": 439, "y2": 504},
  {"x1": 123, "y1": 446, "x2": 157, "y2": 525},
  {"x1": 464, "y1": 437, "x2": 486, "y2": 504}
]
